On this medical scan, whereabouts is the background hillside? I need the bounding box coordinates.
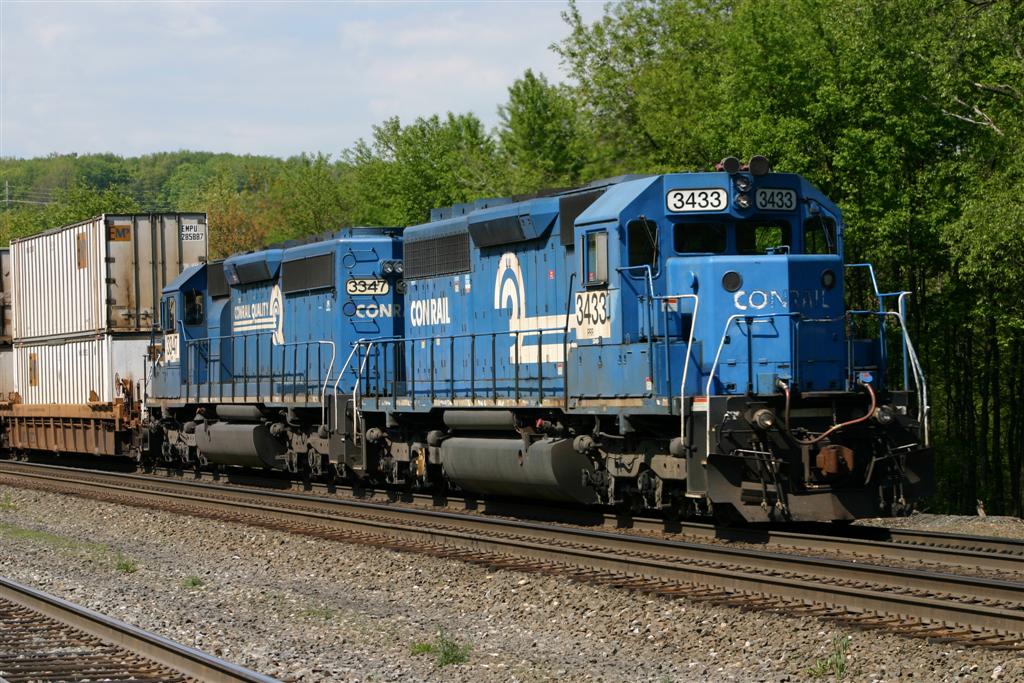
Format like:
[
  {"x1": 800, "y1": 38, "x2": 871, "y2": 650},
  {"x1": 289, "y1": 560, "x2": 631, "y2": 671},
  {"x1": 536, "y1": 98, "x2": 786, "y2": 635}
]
[{"x1": 1, "y1": 0, "x2": 1021, "y2": 517}]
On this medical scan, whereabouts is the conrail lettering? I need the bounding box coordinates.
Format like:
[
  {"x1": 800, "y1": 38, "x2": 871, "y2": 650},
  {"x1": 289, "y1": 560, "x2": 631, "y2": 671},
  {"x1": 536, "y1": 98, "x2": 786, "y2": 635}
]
[
  {"x1": 409, "y1": 296, "x2": 450, "y2": 327},
  {"x1": 732, "y1": 289, "x2": 828, "y2": 311},
  {"x1": 355, "y1": 303, "x2": 402, "y2": 319},
  {"x1": 234, "y1": 301, "x2": 273, "y2": 320},
  {"x1": 232, "y1": 285, "x2": 284, "y2": 344}
]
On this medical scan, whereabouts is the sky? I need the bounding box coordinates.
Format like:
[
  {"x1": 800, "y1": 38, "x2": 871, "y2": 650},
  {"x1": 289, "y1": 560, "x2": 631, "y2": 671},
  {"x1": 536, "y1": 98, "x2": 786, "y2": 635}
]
[{"x1": 0, "y1": 1, "x2": 606, "y2": 159}]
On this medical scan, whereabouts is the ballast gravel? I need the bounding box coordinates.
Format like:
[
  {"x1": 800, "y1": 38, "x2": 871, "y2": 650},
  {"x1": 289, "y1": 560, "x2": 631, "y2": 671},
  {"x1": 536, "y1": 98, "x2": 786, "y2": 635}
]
[
  {"x1": 0, "y1": 485, "x2": 1021, "y2": 682},
  {"x1": 857, "y1": 511, "x2": 1024, "y2": 540}
]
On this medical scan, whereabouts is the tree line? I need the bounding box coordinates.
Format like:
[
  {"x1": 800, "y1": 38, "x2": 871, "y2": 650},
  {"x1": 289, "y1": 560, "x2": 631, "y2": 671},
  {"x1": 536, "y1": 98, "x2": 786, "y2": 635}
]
[{"x1": 1, "y1": 0, "x2": 1020, "y2": 516}]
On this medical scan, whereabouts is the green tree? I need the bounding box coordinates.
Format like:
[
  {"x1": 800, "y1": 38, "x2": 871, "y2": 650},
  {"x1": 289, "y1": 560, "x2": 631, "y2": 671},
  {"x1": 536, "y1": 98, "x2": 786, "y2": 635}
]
[
  {"x1": 266, "y1": 153, "x2": 350, "y2": 242},
  {"x1": 497, "y1": 69, "x2": 583, "y2": 193},
  {"x1": 343, "y1": 113, "x2": 500, "y2": 225}
]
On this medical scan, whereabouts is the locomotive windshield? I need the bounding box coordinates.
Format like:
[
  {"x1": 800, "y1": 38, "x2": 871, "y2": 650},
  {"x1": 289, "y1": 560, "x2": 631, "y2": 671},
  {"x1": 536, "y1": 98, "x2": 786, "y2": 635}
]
[
  {"x1": 626, "y1": 218, "x2": 659, "y2": 269},
  {"x1": 735, "y1": 220, "x2": 791, "y2": 254},
  {"x1": 674, "y1": 222, "x2": 727, "y2": 253},
  {"x1": 803, "y1": 216, "x2": 838, "y2": 254},
  {"x1": 672, "y1": 219, "x2": 840, "y2": 255}
]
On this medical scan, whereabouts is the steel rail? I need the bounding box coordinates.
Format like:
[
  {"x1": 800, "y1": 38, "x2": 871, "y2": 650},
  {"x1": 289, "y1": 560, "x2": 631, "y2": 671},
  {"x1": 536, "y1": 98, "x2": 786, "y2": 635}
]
[
  {"x1": 5, "y1": 459, "x2": 1023, "y2": 572},
  {"x1": 1, "y1": 462, "x2": 1022, "y2": 644},
  {"x1": 4, "y1": 459, "x2": 1022, "y2": 575},
  {"x1": 137, "y1": 463, "x2": 1024, "y2": 572},
  {"x1": 0, "y1": 575, "x2": 279, "y2": 683}
]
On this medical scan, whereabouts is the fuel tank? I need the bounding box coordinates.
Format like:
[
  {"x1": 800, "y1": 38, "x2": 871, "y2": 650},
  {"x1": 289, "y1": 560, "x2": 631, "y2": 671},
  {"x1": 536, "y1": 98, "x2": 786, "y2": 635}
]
[
  {"x1": 439, "y1": 437, "x2": 598, "y2": 504},
  {"x1": 195, "y1": 421, "x2": 286, "y2": 468}
]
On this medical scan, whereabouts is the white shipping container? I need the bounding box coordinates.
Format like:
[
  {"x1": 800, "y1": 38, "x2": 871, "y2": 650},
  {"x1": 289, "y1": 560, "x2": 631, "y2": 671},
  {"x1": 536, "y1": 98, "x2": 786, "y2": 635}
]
[
  {"x1": 11, "y1": 213, "x2": 207, "y2": 341},
  {"x1": 13, "y1": 336, "x2": 150, "y2": 405}
]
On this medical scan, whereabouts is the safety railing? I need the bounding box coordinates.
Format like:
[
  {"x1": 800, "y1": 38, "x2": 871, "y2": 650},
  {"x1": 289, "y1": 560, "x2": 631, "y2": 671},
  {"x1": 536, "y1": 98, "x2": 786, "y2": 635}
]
[
  {"x1": 844, "y1": 303, "x2": 928, "y2": 445},
  {"x1": 702, "y1": 308, "x2": 928, "y2": 452},
  {"x1": 657, "y1": 293, "x2": 699, "y2": 443},
  {"x1": 618, "y1": 265, "x2": 701, "y2": 419},
  {"x1": 182, "y1": 332, "x2": 335, "y2": 407},
  {"x1": 705, "y1": 312, "x2": 803, "y2": 400},
  {"x1": 845, "y1": 263, "x2": 928, "y2": 444},
  {"x1": 349, "y1": 325, "x2": 573, "y2": 409}
]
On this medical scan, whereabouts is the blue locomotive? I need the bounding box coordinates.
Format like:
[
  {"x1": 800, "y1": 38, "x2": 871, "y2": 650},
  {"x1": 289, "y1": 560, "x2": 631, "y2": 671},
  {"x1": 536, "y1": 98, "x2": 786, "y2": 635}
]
[
  {"x1": 148, "y1": 228, "x2": 403, "y2": 477},
  {"x1": 149, "y1": 157, "x2": 932, "y2": 522}
]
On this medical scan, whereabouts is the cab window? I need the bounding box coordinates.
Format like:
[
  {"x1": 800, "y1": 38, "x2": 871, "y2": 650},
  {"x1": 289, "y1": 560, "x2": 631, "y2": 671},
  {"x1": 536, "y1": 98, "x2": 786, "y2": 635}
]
[
  {"x1": 626, "y1": 218, "x2": 658, "y2": 271},
  {"x1": 584, "y1": 231, "x2": 608, "y2": 286},
  {"x1": 803, "y1": 216, "x2": 837, "y2": 254},
  {"x1": 674, "y1": 222, "x2": 727, "y2": 254},
  {"x1": 184, "y1": 290, "x2": 204, "y2": 326},
  {"x1": 164, "y1": 298, "x2": 177, "y2": 332},
  {"x1": 736, "y1": 220, "x2": 791, "y2": 254}
]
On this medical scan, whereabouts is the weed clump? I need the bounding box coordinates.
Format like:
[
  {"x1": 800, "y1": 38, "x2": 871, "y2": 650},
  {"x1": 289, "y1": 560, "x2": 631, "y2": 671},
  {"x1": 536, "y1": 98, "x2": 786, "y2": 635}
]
[
  {"x1": 115, "y1": 556, "x2": 138, "y2": 573},
  {"x1": 807, "y1": 635, "x2": 852, "y2": 679},
  {"x1": 181, "y1": 575, "x2": 205, "y2": 589},
  {"x1": 410, "y1": 631, "x2": 471, "y2": 667}
]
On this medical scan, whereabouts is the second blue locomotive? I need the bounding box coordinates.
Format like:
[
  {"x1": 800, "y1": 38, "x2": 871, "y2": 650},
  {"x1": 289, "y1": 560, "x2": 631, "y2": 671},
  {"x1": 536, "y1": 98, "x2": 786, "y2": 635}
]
[{"x1": 148, "y1": 157, "x2": 932, "y2": 522}]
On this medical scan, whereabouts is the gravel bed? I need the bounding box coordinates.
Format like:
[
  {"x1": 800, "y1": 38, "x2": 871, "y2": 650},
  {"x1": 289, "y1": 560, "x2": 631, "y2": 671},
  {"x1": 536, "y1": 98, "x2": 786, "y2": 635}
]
[
  {"x1": 856, "y1": 511, "x2": 1024, "y2": 540},
  {"x1": 0, "y1": 485, "x2": 1020, "y2": 682}
]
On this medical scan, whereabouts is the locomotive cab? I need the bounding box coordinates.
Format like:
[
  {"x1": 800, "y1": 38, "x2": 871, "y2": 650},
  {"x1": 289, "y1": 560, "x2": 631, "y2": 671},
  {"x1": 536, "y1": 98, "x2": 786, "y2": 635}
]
[
  {"x1": 639, "y1": 164, "x2": 931, "y2": 521},
  {"x1": 153, "y1": 264, "x2": 209, "y2": 392}
]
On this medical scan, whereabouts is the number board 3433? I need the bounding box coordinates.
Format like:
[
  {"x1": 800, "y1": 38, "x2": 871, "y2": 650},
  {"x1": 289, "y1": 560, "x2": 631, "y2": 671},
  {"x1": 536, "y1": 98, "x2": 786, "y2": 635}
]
[
  {"x1": 755, "y1": 188, "x2": 797, "y2": 211},
  {"x1": 575, "y1": 291, "x2": 612, "y2": 340},
  {"x1": 665, "y1": 188, "x2": 728, "y2": 213}
]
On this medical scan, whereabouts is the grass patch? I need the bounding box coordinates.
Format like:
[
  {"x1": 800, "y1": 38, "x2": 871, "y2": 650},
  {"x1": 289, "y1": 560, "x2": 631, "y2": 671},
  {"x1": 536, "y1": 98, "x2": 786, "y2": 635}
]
[
  {"x1": 298, "y1": 606, "x2": 336, "y2": 620},
  {"x1": 115, "y1": 556, "x2": 138, "y2": 574},
  {"x1": 0, "y1": 493, "x2": 16, "y2": 511},
  {"x1": 181, "y1": 575, "x2": 205, "y2": 589},
  {"x1": 0, "y1": 522, "x2": 108, "y2": 554},
  {"x1": 410, "y1": 631, "x2": 471, "y2": 667},
  {"x1": 807, "y1": 635, "x2": 852, "y2": 679}
]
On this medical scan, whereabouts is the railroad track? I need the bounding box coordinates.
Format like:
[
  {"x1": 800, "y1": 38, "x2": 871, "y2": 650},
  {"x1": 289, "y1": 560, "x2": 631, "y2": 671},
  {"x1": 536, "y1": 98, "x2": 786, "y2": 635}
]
[
  {"x1": 141, "y1": 461, "x2": 1024, "y2": 575},
  {"x1": 0, "y1": 574, "x2": 278, "y2": 683},
  {"x1": 1, "y1": 460, "x2": 1022, "y2": 650}
]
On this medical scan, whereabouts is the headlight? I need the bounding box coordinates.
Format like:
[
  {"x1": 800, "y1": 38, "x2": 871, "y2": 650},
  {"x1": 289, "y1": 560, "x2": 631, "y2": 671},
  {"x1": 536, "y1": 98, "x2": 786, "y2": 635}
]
[
  {"x1": 736, "y1": 193, "x2": 751, "y2": 210},
  {"x1": 393, "y1": 260, "x2": 404, "y2": 275},
  {"x1": 734, "y1": 176, "x2": 752, "y2": 192},
  {"x1": 722, "y1": 271, "x2": 742, "y2": 292},
  {"x1": 821, "y1": 269, "x2": 836, "y2": 289},
  {"x1": 749, "y1": 155, "x2": 771, "y2": 176},
  {"x1": 381, "y1": 261, "x2": 395, "y2": 275},
  {"x1": 719, "y1": 156, "x2": 741, "y2": 174}
]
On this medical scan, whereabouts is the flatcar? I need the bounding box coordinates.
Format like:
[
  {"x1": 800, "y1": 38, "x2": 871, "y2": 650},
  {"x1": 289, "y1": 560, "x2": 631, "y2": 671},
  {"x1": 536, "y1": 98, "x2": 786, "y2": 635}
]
[
  {"x1": 144, "y1": 157, "x2": 932, "y2": 523},
  {"x1": 0, "y1": 214, "x2": 207, "y2": 459}
]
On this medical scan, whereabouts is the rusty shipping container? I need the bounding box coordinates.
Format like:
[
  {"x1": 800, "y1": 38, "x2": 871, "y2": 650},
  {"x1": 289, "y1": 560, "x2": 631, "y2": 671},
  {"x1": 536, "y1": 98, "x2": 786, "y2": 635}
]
[
  {"x1": 11, "y1": 213, "x2": 207, "y2": 341},
  {"x1": 0, "y1": 248, "x2": 12, "y2": 344},
  {"x1": 0, "y1": 348, "x2": 12, "y2": 399}
]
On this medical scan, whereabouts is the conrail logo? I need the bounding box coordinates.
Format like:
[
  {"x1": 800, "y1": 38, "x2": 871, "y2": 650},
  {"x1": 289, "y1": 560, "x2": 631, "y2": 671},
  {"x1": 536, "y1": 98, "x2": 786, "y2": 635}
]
[
  {"x1": 409, "y1": 296, "x2": 450, "y2": 327},
  {"x1": 232, "y1": 285, "x2": 285, "y2": 344},
  {"x1": 733, "y1": 289, "x2": 828, "y2": 311}
]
